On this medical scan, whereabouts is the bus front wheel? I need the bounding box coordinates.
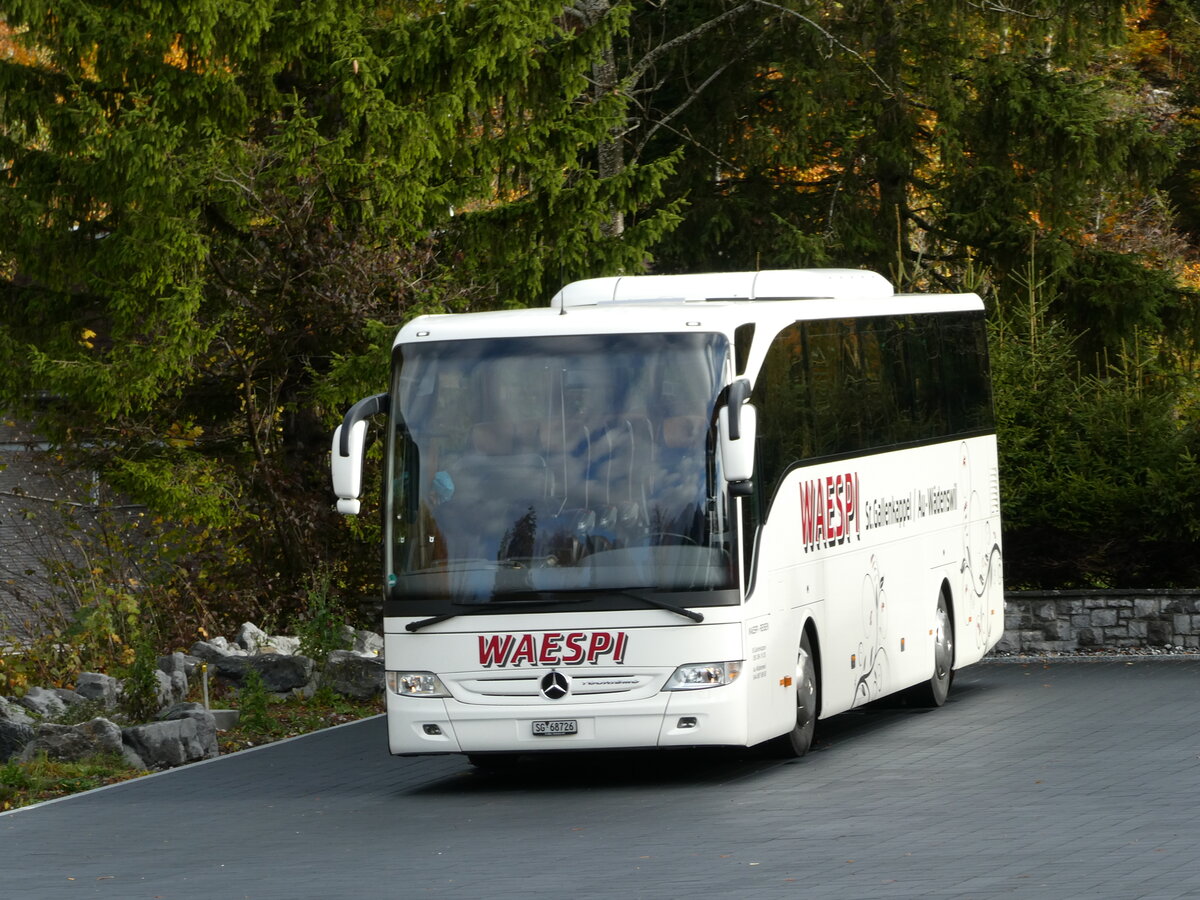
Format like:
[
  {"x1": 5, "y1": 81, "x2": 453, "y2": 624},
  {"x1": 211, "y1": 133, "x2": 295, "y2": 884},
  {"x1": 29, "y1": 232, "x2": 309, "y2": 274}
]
[{"x1": 765, "y1": 631, "x2": 817, "y2": 758}]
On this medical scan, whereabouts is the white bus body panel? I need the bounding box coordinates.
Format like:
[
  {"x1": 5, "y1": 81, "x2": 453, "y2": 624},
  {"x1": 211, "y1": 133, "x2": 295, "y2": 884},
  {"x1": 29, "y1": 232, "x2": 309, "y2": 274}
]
[
  {"x1": 371, "y1": 272, "x2": 1001, "y2": 755},
  {"x1": 382, "y1": 435, "x2": 1001, "y2": 756},
  {"x1": 383, "y1": 611, "x2": 753, "y2": 755},
  {"x1": 548, "y1": 268, "x2": 894, "y2": 308},
  {"x1": 753, "y1": 435, "x2": 1003, "y2": 727},
  {"x1": 393, "y1": 292, "x2": 983, "y2": 348}
]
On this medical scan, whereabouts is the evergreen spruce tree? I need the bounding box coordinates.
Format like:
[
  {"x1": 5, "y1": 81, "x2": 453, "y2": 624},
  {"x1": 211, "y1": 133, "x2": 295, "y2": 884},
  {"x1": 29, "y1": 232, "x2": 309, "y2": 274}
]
[
  {"x1": 593, "y1": 1, "x2": 1200, "y2": 587},
  {"x1": 625, "y1": 1, "x2": 1181, "y2": 356},
  {"x1": 0, "y1": 1, "x2": 679, "y2": 616},
  {"x1": 5, "y1": 2, "x2": 1200, "y2": 598}
]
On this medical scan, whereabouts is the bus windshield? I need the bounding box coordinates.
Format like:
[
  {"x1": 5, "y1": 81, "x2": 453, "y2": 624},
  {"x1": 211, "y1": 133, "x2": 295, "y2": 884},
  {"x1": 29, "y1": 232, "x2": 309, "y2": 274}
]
[{"x1": 385, "y1": 332, "x2": 734, "y2": 604}]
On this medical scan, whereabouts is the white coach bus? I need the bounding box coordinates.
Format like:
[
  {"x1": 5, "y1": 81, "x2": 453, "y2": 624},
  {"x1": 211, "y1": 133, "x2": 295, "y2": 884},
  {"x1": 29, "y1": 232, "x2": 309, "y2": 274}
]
[{"x1": 331, "y1": 269, "x2": 1003, "y2": 762}]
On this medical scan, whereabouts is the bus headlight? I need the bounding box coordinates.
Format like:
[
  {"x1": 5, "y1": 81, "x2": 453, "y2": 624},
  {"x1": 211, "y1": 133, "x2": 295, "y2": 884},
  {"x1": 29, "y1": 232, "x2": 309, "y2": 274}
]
[
  {"x1": 386, "y1": 671, "x2": 450, "y2": 698},
  {"x1": 663, "y1": 661, "x2": 743, "y2": 690}
]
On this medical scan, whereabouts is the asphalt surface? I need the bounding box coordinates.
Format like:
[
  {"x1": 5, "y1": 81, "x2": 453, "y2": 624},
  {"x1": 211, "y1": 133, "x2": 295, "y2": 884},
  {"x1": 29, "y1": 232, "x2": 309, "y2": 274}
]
[{"x1": 2, "y1": 659, "x2": 1198, "y2": 900}]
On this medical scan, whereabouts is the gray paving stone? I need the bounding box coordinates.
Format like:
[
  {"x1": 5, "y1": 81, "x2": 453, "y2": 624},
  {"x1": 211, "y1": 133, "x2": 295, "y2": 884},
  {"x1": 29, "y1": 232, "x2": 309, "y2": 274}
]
[{"x1": 0, "y1": 659, "x2": 1198, "y2": 900}]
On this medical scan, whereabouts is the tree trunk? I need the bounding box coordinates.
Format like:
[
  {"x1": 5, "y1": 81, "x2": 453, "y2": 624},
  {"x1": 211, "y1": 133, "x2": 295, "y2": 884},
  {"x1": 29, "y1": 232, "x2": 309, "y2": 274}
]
[
  {"x1": 871, "y1": 0, "x2": 909, "y2": 278},
  {"x1": 574, "y1": 0, "x2": 625, "y2": 237}
]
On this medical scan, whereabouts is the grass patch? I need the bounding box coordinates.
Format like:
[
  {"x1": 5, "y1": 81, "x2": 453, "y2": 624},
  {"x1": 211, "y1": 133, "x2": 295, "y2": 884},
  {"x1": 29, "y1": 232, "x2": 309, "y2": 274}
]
[
  {"x1": 1, "y1": 693, "x2": 383, "y2": 811},
  {"x1": 0, "y1": 752, "x2": 145, "y2": 812},
  {"x1": 219, "y1": 692, "x2": 382, "y2": 754}
]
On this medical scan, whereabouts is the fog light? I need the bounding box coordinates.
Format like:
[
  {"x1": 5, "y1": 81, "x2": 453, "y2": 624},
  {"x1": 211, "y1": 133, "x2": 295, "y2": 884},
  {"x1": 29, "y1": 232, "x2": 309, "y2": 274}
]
[
  {"x1": 677, "y1": 716, "x2": 698, "y2": 729},
  {"x1": 422, "y1": 724, "x2": 443, "y2": 736}
]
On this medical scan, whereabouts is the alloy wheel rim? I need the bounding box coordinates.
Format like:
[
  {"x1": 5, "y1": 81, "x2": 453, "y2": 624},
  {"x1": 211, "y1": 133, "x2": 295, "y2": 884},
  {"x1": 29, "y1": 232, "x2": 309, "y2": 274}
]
[{"x1": 933, "y1": 603, "x2": 953, "y2": 680}]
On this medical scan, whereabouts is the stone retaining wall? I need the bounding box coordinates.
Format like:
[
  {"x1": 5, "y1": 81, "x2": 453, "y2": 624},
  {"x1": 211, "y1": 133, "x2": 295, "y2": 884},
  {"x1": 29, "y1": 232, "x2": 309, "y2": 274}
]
[{"x1": 998, "y1": 590, "x2": 1200, "y2": 654}]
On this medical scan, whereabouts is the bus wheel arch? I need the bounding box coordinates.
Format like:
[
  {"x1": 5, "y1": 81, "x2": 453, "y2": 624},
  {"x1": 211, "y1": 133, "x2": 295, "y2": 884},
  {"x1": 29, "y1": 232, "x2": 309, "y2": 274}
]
[
  {"x1": 907, "y1": 581, "x2": 955, "y2": 707},
  {"x1": 763, "y1": 621, "x2": 820, "y2": 758}
]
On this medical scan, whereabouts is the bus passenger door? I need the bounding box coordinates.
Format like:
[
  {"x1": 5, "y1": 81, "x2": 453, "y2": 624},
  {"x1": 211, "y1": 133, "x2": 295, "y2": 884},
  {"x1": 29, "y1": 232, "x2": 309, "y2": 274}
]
[{"x1": 743, "y1": 577, "x2": 803, "y2": 746}]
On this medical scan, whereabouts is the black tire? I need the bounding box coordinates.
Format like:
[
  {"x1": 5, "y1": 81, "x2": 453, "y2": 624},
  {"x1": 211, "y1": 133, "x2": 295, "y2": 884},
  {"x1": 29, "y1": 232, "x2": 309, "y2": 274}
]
[
  {"x1": 765, "y1": 631, "x2": 818, "y2": 758},
  {"x1": 907, "y1": 589, "x2": 954, "y2": 707}
]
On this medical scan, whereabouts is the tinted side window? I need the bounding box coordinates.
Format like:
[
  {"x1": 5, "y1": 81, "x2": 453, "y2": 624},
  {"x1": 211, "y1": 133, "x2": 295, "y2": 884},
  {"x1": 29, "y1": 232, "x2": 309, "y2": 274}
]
[
  {"x1": 751, "y1": 311, "x2": 993, "y2": 501},
  {"x1": 939, "y1": 314, "x2": 994, "y2": 434}
]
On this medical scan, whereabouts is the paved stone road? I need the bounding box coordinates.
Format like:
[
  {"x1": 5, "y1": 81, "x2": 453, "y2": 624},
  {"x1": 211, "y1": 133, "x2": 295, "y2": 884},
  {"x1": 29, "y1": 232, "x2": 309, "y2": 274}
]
[{"x1": 2, "y1": 659, "x2": 1198, "y2": 900}]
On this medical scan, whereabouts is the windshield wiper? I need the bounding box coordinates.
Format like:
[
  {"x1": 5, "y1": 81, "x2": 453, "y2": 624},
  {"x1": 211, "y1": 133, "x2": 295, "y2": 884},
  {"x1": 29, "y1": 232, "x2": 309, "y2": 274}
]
[
  {"x1": 552, "y1": 587, "x2": 704, "y2": 623},
  {"x1": 404, "y1": 594, "x2": 590, "y2": 632},
  {"x1": 604, "y1": 588, "x2": 705, "y2": 623},
  {"x1": 403, "y1": 588, "x2": 705, "y2": 631}
]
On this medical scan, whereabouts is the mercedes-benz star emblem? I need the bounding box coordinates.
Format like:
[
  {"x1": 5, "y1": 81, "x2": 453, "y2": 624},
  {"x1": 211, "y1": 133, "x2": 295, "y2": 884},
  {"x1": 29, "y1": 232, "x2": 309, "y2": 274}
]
[{"x1": 540, "y1": 671, "x2": 570, "y2": 700}]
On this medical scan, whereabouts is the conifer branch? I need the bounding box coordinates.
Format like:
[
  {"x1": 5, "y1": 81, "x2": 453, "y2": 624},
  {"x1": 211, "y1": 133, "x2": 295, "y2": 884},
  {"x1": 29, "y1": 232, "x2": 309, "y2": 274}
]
[{"x1": 750, "y1": 0, "x2": 895, "y2": 97}]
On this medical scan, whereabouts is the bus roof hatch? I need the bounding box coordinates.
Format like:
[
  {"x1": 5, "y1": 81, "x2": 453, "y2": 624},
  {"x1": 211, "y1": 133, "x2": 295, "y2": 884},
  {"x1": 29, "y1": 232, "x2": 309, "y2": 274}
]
[{"x1": 549, "y1": 269, "x2": 894, "y2": 310}]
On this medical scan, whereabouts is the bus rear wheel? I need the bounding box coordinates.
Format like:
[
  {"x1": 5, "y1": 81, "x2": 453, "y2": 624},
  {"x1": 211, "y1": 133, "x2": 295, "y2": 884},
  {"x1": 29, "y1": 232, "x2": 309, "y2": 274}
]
[
  {"x1": 907, "y1": 589, "x2": 954, "y2": 707},
  {"x1": 766, "y1": 632, "x2": 817, "y2": 758}
]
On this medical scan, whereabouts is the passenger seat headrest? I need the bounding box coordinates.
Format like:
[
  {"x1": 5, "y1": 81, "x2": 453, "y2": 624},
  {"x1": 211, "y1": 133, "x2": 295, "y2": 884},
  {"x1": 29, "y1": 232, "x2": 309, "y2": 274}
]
[
  {"x1": 471, "y1": 422, "x2": 516, "y2": 455},
  {"x1": 662, "y1": 415, "x2": 707, "y2": 449}
]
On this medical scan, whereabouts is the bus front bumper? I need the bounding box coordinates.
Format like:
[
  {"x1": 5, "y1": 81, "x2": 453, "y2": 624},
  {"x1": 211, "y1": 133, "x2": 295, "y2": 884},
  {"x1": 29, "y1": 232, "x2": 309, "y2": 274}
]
[{"x1": 386, "y1": 685, "x2": 750, "y2": 755}]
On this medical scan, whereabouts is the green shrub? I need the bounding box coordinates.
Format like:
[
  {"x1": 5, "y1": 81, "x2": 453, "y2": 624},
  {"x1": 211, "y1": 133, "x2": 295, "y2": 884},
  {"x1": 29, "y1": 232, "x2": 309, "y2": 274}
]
[
  {"x1": 991, "y1": 271, "x2": 1200, "y2": 587},
  {"x1": 294, "y1": 570, "x2": 352, "y2": 666},
  {"x1": 236, "y1": 668, "x2": 272, "y2": 734},
  {"x1": 118, "y1": 630, "x2": 162, "y2": 723}
]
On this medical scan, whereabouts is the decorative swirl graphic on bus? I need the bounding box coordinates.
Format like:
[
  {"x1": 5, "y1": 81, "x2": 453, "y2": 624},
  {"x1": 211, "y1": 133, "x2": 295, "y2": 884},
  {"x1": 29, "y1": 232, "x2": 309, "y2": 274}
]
[
  {"x1": 958, "y1": 442, "x2": 1002, "y2": 651},
  {"x1": 853, "y1": 555, "x2": 889, "y2": 704}
]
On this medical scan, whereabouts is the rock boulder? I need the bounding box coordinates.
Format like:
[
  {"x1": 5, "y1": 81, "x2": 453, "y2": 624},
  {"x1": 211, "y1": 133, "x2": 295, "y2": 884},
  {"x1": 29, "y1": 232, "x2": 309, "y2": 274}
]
[
  {"x1": 17, "y1": 686, "x2": 67, "y2": 718},
  {"x1": 53, "y1": 688, "x2": 87, "y2": 709},
  {"x1": 0, "y1": 719, "x2": 34, "y2": 762},
  {"x1": 189, "y1": 641, "x2": 250, "y2": 682},
  {"x1": 0, "y1": 696, "x2": 33, "y2": 726},
  {"x1": 157, "y1": 703, "x2": 219, "y2": 759},
  {"x1": 124, "y1": 708, "x2": 218, "y2": 769},
  {"x1": 74, "y1": 672, "x2": 120, "y2": 707},
  {"x1": 322, "y1": 650, "x2": 384, "y2": 700},
  {"x1": 251, "y1": 654, "x2": 315, "y2": 693},
  {"x1": 351, "y1": 629, "x2": 384, "y2": 657},
  {"x1": 19, "y1": 717, "x2": 125, "y2": 764}
]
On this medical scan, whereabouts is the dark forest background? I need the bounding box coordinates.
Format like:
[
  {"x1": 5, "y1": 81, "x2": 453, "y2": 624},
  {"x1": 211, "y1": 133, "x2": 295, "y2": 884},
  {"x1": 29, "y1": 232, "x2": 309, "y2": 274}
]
[{"x1": 3, "y1": 2, "x2": 1200, "y2": 650}]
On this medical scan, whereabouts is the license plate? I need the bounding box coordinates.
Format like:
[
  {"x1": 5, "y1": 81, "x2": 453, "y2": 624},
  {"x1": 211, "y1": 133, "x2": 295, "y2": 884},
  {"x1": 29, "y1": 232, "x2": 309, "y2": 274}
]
[{"x1": 532, "y1": 719, "x2": 577, "y2": 736}]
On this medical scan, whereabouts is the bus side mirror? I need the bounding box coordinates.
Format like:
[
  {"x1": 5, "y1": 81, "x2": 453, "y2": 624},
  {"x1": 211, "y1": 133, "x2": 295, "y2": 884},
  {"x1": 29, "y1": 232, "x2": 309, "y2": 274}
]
[
  {"x1": 331, "y1": 392, "x2": 389, "y2": 516},
  {"x1": 331, "y1": 421, "x2": 368, "y2": 515},
  {"x1": 719, "y1": 400, "x2": 756, "y2": 486}
]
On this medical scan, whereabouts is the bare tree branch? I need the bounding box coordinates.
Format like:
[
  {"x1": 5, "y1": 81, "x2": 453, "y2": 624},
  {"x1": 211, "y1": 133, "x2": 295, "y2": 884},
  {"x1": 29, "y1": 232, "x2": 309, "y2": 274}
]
[
  {"x1": 635, "y1": 114, "x2": 743, "y2": 174},
  {"x1": 632, "y1": 59, "x2": 735, "y2": 156},
  {"x1": 619, "y1": 2, "x2": 760, "y2": 94},
  {"x1": 633, "y1": 25, "x2": 773, "y2": 158},
  {"x1": 963, "y1": 1, "x2": 1052, "y2": 20}
]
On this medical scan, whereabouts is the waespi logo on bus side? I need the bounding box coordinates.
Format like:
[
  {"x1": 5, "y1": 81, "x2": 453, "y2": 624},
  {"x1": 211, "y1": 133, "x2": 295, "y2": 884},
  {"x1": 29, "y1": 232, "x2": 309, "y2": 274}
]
[
  {"x1": 478, "y1": 631, "x2": 629, "y2": 667},
  {"x1": 800, "y1": 472, "x2": 861, "y2": 553}
]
